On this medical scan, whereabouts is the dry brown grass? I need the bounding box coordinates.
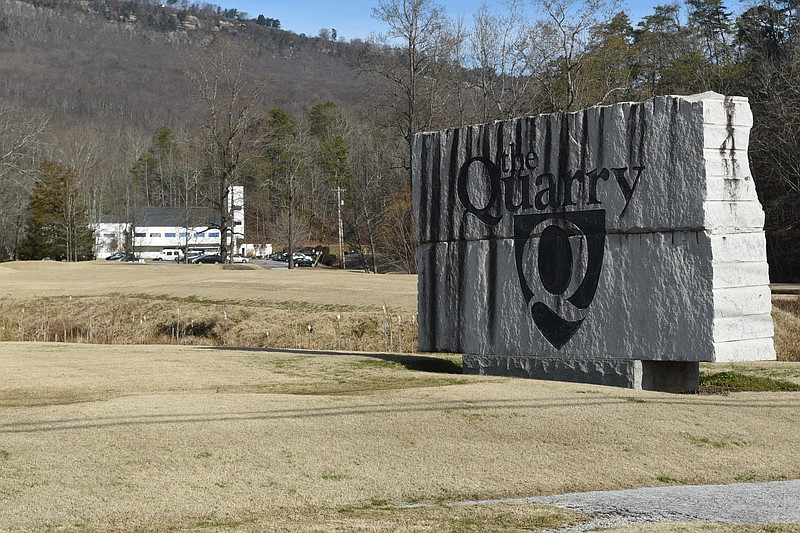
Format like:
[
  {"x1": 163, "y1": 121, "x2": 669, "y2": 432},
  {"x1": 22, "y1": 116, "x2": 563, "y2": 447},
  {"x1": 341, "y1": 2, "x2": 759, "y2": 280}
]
[
  {"x1": 0, "y1": 261, "x2": 418, "y2": 352},
  {"x1": 772, "y1": 295, "x2": 800, "y2": 362},
  {"x1": 1, "y1": 342, "x2": 799, "y2": 532},
  {"x1": 0, "y1": 261, "x2": 417, "y2": 310},
  {"x1": 0, "y1": 261, "x2": 798, "y2": 531},
  {"x1": 3, "y1": 261, "x2": 799, "y2": 364},
  {"x1": 0, "y1": 295, "x2": 418, "y2": 353}
]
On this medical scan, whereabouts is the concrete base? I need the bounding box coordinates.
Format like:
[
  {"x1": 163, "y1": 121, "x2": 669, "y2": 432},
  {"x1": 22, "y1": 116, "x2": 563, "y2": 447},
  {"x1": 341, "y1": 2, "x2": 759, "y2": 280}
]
[{"x1": 462, "y1": 355, "x2": 700, "y2": 392}]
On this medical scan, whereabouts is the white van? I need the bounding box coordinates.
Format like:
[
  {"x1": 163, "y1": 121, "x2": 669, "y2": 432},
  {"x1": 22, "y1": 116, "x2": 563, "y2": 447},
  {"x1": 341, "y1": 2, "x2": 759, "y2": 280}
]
[{"x1": 155, "y1": 249, "x2": 184, "y2": 262}]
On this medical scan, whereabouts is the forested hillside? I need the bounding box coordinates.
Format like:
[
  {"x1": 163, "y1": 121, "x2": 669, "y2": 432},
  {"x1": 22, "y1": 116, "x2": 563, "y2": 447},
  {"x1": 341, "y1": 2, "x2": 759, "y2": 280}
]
[
  {"x1": 0, "y1": 0, "x2": 387, "y2": 266},
  {"x1": 0, "y1": 0, "x2": 799, "y2": 278}
]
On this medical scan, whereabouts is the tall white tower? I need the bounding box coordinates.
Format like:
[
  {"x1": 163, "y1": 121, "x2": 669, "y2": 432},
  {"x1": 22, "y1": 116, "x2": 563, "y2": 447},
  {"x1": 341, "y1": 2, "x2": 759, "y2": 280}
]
[{"x1": 228, "y1": 185, "x2": 244, "y2": 253}]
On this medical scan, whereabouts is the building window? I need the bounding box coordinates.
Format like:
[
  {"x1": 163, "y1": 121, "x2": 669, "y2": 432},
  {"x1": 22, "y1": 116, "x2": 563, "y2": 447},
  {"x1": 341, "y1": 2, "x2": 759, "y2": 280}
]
[
  {"x1": 165, "y1": 233, "x2": 176, "y2": 238},
  {"x1": 196, "y1": 233, "x2": 205, "y2": 238},
  {"x1": 150, "y1": 233, "x2": 161, "y2": 238},
  {"x1": 134, "y1": 232, "x2": 145, "y2": 238},
  {"x1": 103, "y1": 233, "x2": 115, "y2": 238},
  {"x1": 209, "y1": 232, "x2": 220, "y2": 237},
  {"x1": 179, "y1": 232, "x2": 187, "y2": 238}
]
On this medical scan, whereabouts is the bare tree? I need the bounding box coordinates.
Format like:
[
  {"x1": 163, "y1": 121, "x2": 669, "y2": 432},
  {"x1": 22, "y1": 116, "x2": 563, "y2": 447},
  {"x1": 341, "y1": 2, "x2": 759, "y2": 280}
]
[
  {"x1": 736, "y1": 0, "x2": 800, "y2": 279},
  {"x1": 467, "y1": 0, "x2": 542, "y2": 121},
  {"x1": 357, "y1": 0, "x2": 459, "y2": 273},
  {"x1": 183, "y1": 37, "x2": 265, "y2": 263},
  {"x1": 366, "y1": 0, "x2": 455, "y2": 179},
  {"x1": 0, "y1": 104, "x2": 48, "y2": 260},
  {"x1": 532, "y1": 0, "x2": 619, "y2": 111},
  {"x1": 56, "y1": 124, "x2": 106, "y2": 228},
  {"x1": 347, "y1": 128, "x2": 396, "y2": 273}
]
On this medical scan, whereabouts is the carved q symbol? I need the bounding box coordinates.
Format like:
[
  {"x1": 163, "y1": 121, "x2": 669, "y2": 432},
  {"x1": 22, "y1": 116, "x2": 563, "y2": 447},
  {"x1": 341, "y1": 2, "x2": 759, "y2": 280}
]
[{"x1": 513, "y1": 210, "x2": 606, "y2": 349}]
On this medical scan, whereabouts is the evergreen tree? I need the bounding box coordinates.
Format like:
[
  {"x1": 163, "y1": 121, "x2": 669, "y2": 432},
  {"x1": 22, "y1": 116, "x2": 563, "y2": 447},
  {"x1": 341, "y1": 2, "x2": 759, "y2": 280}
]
[
  {"x1": 581, "y1": 12, "x2": 639, "y2": 105},
  {"x1": 687, "y1": 0, "x2": 734, "y2": 63},
  {"x1": 18, "y1": 161, "x2": 94, "y2": 261},
  {"x1": 735, "y1": 0, "x2": 800, "y2": 279},
  {"x1": 261, "y1": 108, "x2": 311, "y2": 268}
]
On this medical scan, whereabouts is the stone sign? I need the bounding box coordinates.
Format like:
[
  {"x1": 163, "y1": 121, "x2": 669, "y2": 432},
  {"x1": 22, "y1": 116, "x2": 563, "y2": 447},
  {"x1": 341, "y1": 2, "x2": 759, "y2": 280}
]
[{"x1": 412, "y1": 92, "x2": 775, "y2": 391}]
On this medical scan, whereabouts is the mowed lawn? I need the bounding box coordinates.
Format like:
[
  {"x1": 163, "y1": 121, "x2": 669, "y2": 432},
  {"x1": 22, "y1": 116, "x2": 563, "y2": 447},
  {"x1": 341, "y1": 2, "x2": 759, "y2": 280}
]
[
  {"x1": 0, "y1": 260, "x2": 418, "y2": 311},
  {"x1": 0, "y1": 261, "x2": 799, "y2": 532},
  {"x1": 1, "y1": 342, "x2": 799, "y2": 532}
]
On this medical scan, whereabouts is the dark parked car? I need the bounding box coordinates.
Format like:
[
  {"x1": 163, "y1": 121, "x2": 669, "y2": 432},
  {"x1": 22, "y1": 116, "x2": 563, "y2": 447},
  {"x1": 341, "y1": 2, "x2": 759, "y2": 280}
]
[
  {"x1": 292, "y1": 252, "x2": 313, "y2": 267},
  {"x1": 109, "y1": 252, "x2": 141, "y2": 262},
  {"x1": 194, "y1": 254, "x2": 221, "y2": 264},
  {"x1": 105, "y1": 252, "x2": 125, "y2": 261}
]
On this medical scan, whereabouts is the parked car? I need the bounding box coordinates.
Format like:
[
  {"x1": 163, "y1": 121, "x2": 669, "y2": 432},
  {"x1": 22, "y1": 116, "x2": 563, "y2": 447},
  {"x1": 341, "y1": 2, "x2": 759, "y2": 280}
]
[
  {"x1": 108, "y1": 252, "x2": 140, "y2": 262},
  {"x1": 292, "y1": 252, "x2": 313, "y2": 267},
  {"x1": 194, "y1": 254, "x2": 221, "y2": 264},
  {"x1": 232, "y1": 254, "x2": 249, "y2": 263},
  {"x1": 187, "y1": 253, "x2": 205, "y2": 264},
  {"x1": 105, "y1": 251, "x2": 125, "y2": 261}
]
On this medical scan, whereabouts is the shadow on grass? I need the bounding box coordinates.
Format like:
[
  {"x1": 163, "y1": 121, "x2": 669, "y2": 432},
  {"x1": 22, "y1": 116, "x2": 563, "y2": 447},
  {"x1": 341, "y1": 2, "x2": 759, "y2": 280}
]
[
  {"x1": 198, "y1": 346, "x2": 464, "y2": 375},
  {"x1": 394, "y1": 355, "x2": 463, "y2": 374}
]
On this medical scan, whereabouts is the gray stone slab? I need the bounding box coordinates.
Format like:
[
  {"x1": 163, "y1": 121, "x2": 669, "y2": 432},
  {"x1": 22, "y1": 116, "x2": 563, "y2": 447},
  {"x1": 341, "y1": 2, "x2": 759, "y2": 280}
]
[
  {"x1": 463, "y1": 355, "x2": 699, "y2": 392},
  {"x1": 413, "y1": 92, "x2": 775, "y2": 383}
]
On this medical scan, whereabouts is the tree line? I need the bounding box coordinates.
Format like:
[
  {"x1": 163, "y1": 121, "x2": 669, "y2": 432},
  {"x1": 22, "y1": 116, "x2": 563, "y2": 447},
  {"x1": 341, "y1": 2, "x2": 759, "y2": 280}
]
[
  {"x1": 365, "y1": 0, "x2": 800, "y2": 278},
  {"x1": 1, "y1": 0, "x2": 799, "y2": 278}
]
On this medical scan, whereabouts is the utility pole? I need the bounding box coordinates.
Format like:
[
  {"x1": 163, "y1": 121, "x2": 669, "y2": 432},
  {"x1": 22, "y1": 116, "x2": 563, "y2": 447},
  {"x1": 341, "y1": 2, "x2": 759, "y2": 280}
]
[{"x1": 334, "y1": 186, "x2": 346, "y2": 269}]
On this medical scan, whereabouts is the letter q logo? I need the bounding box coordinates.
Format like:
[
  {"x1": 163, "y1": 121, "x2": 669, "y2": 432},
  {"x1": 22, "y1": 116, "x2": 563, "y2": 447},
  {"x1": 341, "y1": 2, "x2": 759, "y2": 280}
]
[{"x1": 513, "y1": 210, "x2": 606, "y2": 348}]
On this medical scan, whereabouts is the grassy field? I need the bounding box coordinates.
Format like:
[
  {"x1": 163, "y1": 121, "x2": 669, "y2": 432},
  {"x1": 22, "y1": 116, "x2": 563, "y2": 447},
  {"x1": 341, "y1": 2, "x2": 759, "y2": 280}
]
[
  {"x1": 1, "y1": 261, "x2": 799, "y2": 361},
  {"x1": 1, "y1": 342, "x2": 799, "y2": 532},
  {"x1": 0, "y1": 261, "x2": 418, "y2": 352},
  {"x1": 0, "y1": 261, "x2": 799, "y2": 532}
]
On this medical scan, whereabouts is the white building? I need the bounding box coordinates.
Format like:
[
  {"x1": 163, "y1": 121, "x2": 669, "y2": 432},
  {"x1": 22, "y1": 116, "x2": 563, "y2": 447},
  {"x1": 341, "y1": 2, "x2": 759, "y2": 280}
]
[{"x1": 95, "y1": 187, "x2": 248, "y2": 260}]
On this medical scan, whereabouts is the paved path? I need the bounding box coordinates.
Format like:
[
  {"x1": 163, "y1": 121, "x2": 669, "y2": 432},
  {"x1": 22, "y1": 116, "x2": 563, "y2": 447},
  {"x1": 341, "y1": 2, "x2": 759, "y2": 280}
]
[{"x1": 443, "y1": 480, "x2": 800, "y2": 531}]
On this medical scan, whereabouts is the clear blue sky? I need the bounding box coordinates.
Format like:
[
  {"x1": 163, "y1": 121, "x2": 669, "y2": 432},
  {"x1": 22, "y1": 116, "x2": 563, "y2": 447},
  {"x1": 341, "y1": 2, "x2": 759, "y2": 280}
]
[{"x1": 222, "y1": 1, "x2": 744, "y2": 41}]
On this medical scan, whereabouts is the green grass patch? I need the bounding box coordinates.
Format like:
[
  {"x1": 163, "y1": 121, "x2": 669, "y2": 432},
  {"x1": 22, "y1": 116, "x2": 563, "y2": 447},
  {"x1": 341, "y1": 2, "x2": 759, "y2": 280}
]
[
  {"x1": 700, "y1": 371, "x2": 800, "y2": 392},
  {"x1": 338, "y1": 497, "x2": 392, "y2": 513},
  {"x1": 623, "y1": 396, "x2": 647, "y2": 403},
  {"x1": 369, "y1": 498, "x2": 390, "y2": 508},
  {"x1": 0, "y1": 450, "x2": 10, "y2": 460},
  {"x1": 685, "y1": 434, "x2": 747, "y2": 449},
  {"x1": 353, "y1": 359, "x2": 402, "y2": 370}
]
